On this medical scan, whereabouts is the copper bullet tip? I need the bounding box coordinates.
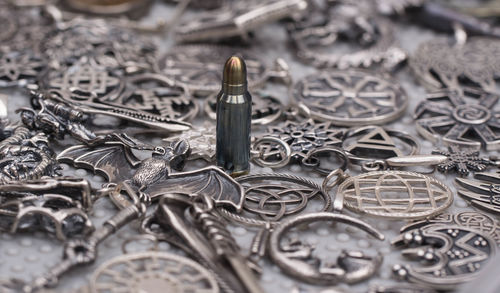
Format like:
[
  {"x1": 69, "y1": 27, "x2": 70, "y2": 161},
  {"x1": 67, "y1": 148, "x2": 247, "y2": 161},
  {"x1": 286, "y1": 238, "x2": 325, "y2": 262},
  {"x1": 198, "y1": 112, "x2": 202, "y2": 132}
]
[{"x1": 223, "y1": 56, "x2": 247, "y2": 86}]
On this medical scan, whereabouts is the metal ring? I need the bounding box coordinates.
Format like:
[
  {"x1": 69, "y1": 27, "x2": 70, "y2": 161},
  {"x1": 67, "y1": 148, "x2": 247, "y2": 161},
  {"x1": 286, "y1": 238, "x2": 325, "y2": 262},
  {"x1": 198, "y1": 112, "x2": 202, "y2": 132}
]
[
  {"x1": 322, "y1": 169, "x2": 349, "y2": 192},
  {"x1": 121, "y1": 234, "x2": 159, "y2": 254},
  {"x1": 251, "y1": 136, "x2": 291, "y2": 168},
  {"x1": 303, "y1": 146, "x2": 349, "y2": 175}
]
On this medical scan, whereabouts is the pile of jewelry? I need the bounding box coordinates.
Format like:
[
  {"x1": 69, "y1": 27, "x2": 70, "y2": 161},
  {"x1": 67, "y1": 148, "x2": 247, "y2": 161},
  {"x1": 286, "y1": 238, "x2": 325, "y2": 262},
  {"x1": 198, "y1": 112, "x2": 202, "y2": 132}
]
[{"x1": 1, "y1": 0, "x2": 500, "y2": 292}]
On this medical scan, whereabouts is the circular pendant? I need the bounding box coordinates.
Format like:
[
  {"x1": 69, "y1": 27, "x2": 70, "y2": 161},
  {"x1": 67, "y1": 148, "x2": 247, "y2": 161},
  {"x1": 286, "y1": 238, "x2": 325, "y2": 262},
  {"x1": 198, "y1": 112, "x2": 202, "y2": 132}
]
[{"x1": 292, "y1": 70, "x2": 408, "y2": 126}]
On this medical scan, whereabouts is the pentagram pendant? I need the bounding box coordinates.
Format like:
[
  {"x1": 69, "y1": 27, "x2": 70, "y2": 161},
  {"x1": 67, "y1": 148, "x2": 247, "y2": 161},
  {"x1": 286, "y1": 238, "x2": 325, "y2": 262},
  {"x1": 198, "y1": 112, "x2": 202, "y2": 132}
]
[
  {"x1": 392, "y1": 224, "x2": 496, "y2": 289},
  {"x1": 158, "y1": 45, "x2": 289, "y2": 96},
  {"x1": 455, "y1": 172, "x2": 500, "y2": 214},
  {"x1": 291, "y1": 70, "x2": 408, "y2": 126},
  {"x1": 410, "y1": 37, "x2": 500, "y2": 92},
  {"x1": 205, "y1": 91, "x2": 283, "y2": 125},
  {"x1": 335, "y1": 171, "x2": 453, "y2": 220},
  {"x1": 414, "y1": 87, "x2": 500, "y2": 151},
  {"x1": 90, "y1": 251, "x2": 219, "y2": 293}
]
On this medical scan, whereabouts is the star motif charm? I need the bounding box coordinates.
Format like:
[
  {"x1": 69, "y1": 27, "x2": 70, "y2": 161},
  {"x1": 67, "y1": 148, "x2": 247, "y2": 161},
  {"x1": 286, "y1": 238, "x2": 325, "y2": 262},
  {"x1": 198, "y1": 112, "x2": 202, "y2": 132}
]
[{"x1": 432, "y1": 145, "x2": 496, "y2": 176}]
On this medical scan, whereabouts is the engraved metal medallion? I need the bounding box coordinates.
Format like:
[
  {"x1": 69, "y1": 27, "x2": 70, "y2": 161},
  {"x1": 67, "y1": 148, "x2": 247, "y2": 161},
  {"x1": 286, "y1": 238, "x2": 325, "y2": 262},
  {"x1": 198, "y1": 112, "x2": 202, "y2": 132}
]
[
  {"x1": 90, "y1": 251, "x2": 219, "y2": 293},
  {"x1": 292, "y1": 70, "x2": 408, "y2": 126},
  {"x1": 455, "y1": 172, "x2": 500, "y2": 215},
  {"x1": 336, "y1": 171, "x2": 453, "y2": 220},
  {"x1": 414, "y1": 88, "x2": 500, "y2": 150},
  {"x1": 392, "y1": 224, "x2": 496, "y2": 289}
]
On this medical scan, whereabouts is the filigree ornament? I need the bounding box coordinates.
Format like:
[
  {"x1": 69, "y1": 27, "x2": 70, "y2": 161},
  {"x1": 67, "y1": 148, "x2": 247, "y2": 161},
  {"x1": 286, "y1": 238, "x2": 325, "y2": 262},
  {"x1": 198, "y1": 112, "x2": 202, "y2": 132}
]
[
  {"x1": 336, "y1": 171, "x2": 453, "y2": 220},
  {"x1": 288, "y1": 5, "x2": 406, "y2": 70},
  {"x1": 392, "y1": 224, "x2": 496, "y2": 289},
  {"x1": 205, "y1": 91, "x2": 283, "y2": 125},
  {"x1": 455, "y1": 172, "x2": 500, "y2": 214},
  {"x1": 401, "y1": 211, "x2": 500, "y2": 245},
  {"x1": 292, "y1": 70, "x2": 408, "y2": 126},
  {"x1": 220, "y1": 173, "x2": 331, "y2": 227},
  {"x1": 0, "y1": 51, "x2": 45, "y2": 86},
  {"x1": 410, "y1": 37, "x2": 500, "y2": 92},
  {"x1": 432, "y1": 145, "x2": 496, "y2": 176},
  {"x1": 174, "y1": 0, "x2": 308, "y2": 43},
  {"x1": 159, "y1": 45, "x2": 288, "y2": 95},
  {"x1": 414, "y1": 88, "x2": 500, "y2": 151},
  {"x1": 90, "y1": 251, "x2": 219, "y2": 293},
  {"x1": 163, "y1": 124, "x2": 216, "y2": 162}
]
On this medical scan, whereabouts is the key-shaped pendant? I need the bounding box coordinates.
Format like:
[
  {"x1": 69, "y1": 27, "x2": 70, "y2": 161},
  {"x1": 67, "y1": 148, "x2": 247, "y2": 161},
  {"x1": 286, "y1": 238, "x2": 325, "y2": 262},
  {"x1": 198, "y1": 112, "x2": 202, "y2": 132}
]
[{"x1": 151, "y1": 193, "x2": 265, "y2": 293}]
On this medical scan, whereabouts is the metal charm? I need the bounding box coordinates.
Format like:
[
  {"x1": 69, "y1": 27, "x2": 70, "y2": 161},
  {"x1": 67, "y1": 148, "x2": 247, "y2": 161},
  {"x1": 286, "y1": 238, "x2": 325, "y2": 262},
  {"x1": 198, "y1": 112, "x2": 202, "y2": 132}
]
[
  {"x1": 410, "y1": 37, "x2": 500, "y2": 92},
  {"x1": 335, "y1": 171, "x2": 453, "y2": 220},
  {"x1": 253, "y1": 119, "x2": 344, "y2": 168},
  {"x1": 63, "y1": 0, "x2": 153, "y2": 18},
  {"x1": 292, "y1": 70, "x2": 408, "y2": 126},
  {"x1": 401, "y1": 211, "x2": 500, "y2": 245},
  {"x1": 269, "y1": 212, "x2": 384, "y2": 285},
  {"x1": 90, "y1": 251, "x2": 219, "y2": 293},
  {"x1": 414, "y1": 88, "x2": 500, "y2": 151},
  {"x1": 57, "y1": 136, "x2": 244, "y2": 211},
  {"x1": 206, "y1": 91, "x2": 283, "y2": 126},
  {"x1": 288, "y1": 7, "x2": 406, "y2": 70},
  {"x1": 174, "y1": 0, "x2": 308, "y2": 43},
  {"x1": 158, "y1": 45, "x2": 290, "y2": 96},
  {"x1": 163, "y1": 123, "x2": 216, "y2": 162},
  {"x1": 432, "y1": 145, "x2": 496, "y2": 176},
  {"x1": 392, "y1": 224, "x2": 497, "y2": 290},
  {"x1": 455, "y1": 172, "x2": 500, "y2": 214},
  {"x1": 0, "y1": 51, "x2": 45, "y2": 87},
  {"x1": 219, "y1": 173, "x2": 331, "y2": 227}
]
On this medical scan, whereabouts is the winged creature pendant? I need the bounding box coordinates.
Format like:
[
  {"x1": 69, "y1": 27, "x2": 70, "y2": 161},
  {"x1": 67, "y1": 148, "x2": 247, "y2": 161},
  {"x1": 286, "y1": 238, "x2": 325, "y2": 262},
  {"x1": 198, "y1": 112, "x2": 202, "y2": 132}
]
[{"x1": 57, "y1": 134, "x2": 244, "y2": 212}]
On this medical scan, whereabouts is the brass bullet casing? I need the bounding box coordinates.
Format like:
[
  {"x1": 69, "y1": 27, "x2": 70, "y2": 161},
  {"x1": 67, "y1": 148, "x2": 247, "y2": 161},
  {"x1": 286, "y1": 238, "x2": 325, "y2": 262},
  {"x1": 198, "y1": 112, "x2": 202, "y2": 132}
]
[{"x1": 216, "y1": 56, "x2": 252, "y2": 176}]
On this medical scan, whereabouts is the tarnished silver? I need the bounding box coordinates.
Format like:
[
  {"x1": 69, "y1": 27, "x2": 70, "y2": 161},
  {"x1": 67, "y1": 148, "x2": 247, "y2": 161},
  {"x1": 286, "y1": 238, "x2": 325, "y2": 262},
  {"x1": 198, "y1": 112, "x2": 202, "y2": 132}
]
[
  {"x1": 269, "y1": 212, "x2": 384, "y2": 285},
  {"x1": 368, "y1": 283, "x2": 437, "y2": 293},
  {"x1": 174, "y1": 0, "x2": 308, "y2": 43},
  {"x1": 143, "y1": 193, "x2": 264, "y2": 293},
  {"x1": 0, "y1": 50, "x2": 45, "y2": 87},
  {"x1": 158, "y1": 45, "x2": 291, "y2": 96},
  {"x1": 335, "y1": 171, "x2": 453, "y2": 220},
  {"x1": 288, "y1": 6, "x2": 406, "y2": 70},
  {"x1": 219, "y1": 173, "x2": 331, "y2": 227},
  {"x1": 90, "y1": 251, "x2": 219, "y2": 293},
  {"x1": 206, "y1": 91, "x2": 283, "y2": 125},
  {"x1": 410, "y1": 36, "x2": 500, "y2": 92},
  {"x1": 392, "y1": 224, "x2": 496, "y2": 290},
  {"x1": 414, "y1": 88, "x2": 500, "y2": 151},
  {"x1": 400, "y1": 211, "x2": 500, "y2": 245},
  {"x1": 253, "y1": 119, "x2": 344, "y2": 169},
  {"x1": 455, "y1": 172, "x2": 500, "y2": 214},
  {"x1": 292, "y1": 70, "x2": 408, "y2": 126},
  {"x1": 63, "y1": 0, "x2": 153, "y2": 19},
  {"x1": 163, "y1": 123, "x2": 216, "y2": 162},
  {"x1": 432, "y1": 145, "x2": 496, "y2": 176}
]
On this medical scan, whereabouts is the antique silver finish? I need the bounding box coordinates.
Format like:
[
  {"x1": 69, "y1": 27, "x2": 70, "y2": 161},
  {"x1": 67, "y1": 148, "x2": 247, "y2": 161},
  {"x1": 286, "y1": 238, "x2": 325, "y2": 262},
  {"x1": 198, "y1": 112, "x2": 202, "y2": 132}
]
[
  {"x1": 335, "y1": 171, "x2": 453, "y2": 220},
  {"x1": 63, "y1": 0, "x2": 153, "y2": 18},
  {"x1": 432, "y1": 145, "x2": 496, "y2": 176},
  {"x1": 90, "y1": 251, "x2": 219, "y2": 293},
  {"x1": 0, "y1": 51, "x2": 45, "y2": 87},
  {"x1": 392, "y1": 224, "x2": 497, "y2": 289},
  {"x1": 455, "y1": 172, "x2": 500, "y2": 214},
  {"x1": 414, "y1": 88, "x2": 500, "y2": 151},
  {"x1": 158, "y1": 45, "x2": 290, "y2": 96},
  {"x1": 175, "y1": 0, "x2": 308, "y2": 43},
  {"x1": 292, "y1": 70, "x2": 408, "y2": 126},
  {"x1": 220, "y1": 173, "x2": 331, "y2": 227},
  {"x1": 163, "y1": 123, "x2": 216, "y2": 162},
  {"x1": 269, "y1": 212, "x2": 384, "y2": 285}
]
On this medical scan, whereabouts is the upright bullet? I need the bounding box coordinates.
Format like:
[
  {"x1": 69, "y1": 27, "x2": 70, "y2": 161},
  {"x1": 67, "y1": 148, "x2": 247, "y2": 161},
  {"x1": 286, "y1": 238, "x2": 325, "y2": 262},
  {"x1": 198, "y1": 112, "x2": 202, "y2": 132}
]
[{"x1": 216, "y1": 56, "x2": 252, "y2": 176}]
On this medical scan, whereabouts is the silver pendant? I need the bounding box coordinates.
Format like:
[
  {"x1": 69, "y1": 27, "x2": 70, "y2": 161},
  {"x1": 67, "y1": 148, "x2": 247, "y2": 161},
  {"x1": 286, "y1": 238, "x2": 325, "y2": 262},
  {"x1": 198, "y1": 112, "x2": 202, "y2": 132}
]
[
  {"x1": 205, "y1": 91, "x2": 283, "y2": 125},
  {"x1": 0, "y1": 51, "x2": 45, "y2": 87},
  {"x1": 219, "y1": 173, "x2": 331, "y2": 227},
  {"x1": 291, "y1": 70, "x2": 408, "y2": 126},
  {"x1": 335, "y1": 171, "x2": 453, "y2": 220},
  {"x1": 414, "y1": 87, "x2": 500, "y2": 151},
  {"x1": 158, "y1": 45, "x2": 290, "y2": 96},
  {"x1": 401, "y1": 211, "x2": 500, "y2": 245},
  {"x1": 269, "y1": 212, "x2": 384, "y2": 285},
  {"x1": 392, "y1": 224, "x2": 497, "y2": 289},
  {"x1": 410, "y1": 37, "x2": 500, "y2": 92},
  {"x1": 455, "y1": 172, "x2": 500, "y2": 214},
  {"x1": 90, "y1": 251, "x2": 219, "y2": 293},
  {"x1": 174, "y1": 0, "x2": 308, "y2": 43},
  {"x1": 432, "y1": 145, "x2": 496, "y2": 176}
]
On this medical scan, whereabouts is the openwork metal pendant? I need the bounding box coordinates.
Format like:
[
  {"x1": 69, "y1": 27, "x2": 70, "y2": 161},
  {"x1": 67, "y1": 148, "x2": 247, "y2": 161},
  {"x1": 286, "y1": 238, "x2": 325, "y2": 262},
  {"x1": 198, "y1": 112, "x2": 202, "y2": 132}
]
[
  {"x1": 455, "y1": 172, "x2": 500, "y2": 215},
  {"x1": 90, "y1": 251, "x2": 220, "y2": 293},
  {"x1": 414, "y1": 87, "x2": 500, "y2": 151},
  {"x1": 336, "y1": 171, "x2": 453, "y2": 220},
  {"x1": 292, "y1": 70, "x2": 408, "y2": 126},
  {"x1": 392, "y1": 224, "x2": 496, "y2": 290}
]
